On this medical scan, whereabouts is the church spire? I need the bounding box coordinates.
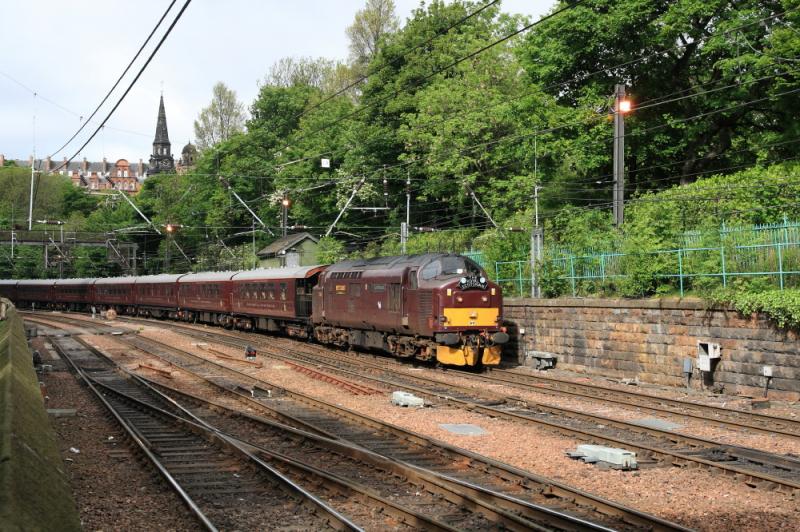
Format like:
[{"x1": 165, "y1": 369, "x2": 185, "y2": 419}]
[
  {"x1": 153, "y1": 95, "x2": 170, "y2": 144},
  {"x1": 149, "y1": 94, "x2": 174, "y2": 174}
]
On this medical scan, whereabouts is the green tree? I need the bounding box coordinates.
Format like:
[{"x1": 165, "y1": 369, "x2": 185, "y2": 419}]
[
  {"x1": 347, "y1": 0, "x2": 399, "y2": 69},
  {"x1": 194, "y1": 82, "x2": 247, "y2": 151},
  {"x1": 518, "y1": 0, "x2": 800, "y2": 194}
]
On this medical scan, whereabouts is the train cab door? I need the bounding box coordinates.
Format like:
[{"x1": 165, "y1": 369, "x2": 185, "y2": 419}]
[{"x1": 402, "y1": 268, "x2": 418, "y2": 329}]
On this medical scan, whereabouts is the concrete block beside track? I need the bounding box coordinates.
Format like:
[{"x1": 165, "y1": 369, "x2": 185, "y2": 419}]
[{"x1": 0, "y1": 299, "x2": 80, "y2": 531}]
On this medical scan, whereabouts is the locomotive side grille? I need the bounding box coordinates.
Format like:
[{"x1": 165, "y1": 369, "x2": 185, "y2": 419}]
[{"x1": 418, "y1": 291, "x2": 432, "y2": 329}]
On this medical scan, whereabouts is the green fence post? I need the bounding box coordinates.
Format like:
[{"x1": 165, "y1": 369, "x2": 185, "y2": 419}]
[
  {"x1": 569, "y1": 256, "x2": 576, "y2": 296},
  {"x1": 600, "y1": 253, "x2": 606, "y2": 283},
  {"x1": 677, "y1": 249, "x2": 684, "y2": 297},
  {"x1": 780, "y1": 215, "x2": 788, "y2": 290},
  {"x1": 720, "y1": 221, "x2": 727, "y2": 288}
]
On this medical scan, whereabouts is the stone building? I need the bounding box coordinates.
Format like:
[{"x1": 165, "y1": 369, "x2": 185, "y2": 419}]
[
  {"x1": 1, "y1": 94, "x2": 181, "y2": 191},
  {"x1": 0, "y1": 154, "x2": 146, "y2": 193},
  {"x1": 176, "y1": 142, "x2": 197, "y2": 174}
]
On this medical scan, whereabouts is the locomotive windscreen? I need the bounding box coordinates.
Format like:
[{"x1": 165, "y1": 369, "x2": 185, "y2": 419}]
[{"x1": 420, "y1": 256, "x2": 483, "y2": 281}]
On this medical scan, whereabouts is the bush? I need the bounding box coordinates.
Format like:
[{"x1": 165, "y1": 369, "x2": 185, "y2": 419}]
[
  {"x1": 711, "y1": 288, "x2": 800, "y2": 329},
  {"x1": 538, "y1": 261, "x2": 569, "y2": 298}
]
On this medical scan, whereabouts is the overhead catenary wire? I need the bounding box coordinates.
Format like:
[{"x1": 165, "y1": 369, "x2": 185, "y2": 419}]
[
  {"x1": 267, "y1": 6, "x2": 799, "y2": 172},
  {"x1": 48, "y1": 0, "x2": 178, "y2": 159},
  {"x1": 266, "y1": 0, "x2": 587, "y2": 163},
  {"x1": 52, "y1": 0, "x2": 193, "y2": 174},
  {"x1": 293, "y1": 0, "x2": 501, "y2": 122}
]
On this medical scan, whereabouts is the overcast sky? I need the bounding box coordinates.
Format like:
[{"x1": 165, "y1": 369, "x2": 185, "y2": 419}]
[{"x1": 1, "y1": 0, "x2": 554, "y2": 163}]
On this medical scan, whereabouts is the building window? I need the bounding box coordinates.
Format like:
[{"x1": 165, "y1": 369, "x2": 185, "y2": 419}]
[{"x1": 123, "y1": 171, "x2": 128, "y2": 177}]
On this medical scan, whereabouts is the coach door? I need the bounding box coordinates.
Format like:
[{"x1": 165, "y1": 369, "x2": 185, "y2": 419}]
[{"x1": 401, "y1": 269, "x2": 417, "y2": 329}]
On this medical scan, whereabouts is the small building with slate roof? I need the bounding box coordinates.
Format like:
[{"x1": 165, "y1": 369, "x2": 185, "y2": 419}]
[{"x1": 256, "y1": 232, "x2": 320, "y2": 268}]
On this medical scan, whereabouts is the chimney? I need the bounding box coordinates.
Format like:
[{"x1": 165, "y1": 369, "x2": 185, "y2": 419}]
[
  {"x1": 138, "y1": 158, "x2": 143, "y2": 177},
  {"x1": 62, "y1": 157, "x2": 69, "y2": 174},
  {"x1": 102, "y1": 157, "x2": 108, "y2": 174},
  {"x1": 28, "y1": 155, "x2": 33, "y2": 168},
  {"x1": 45, "y1": 156, "x2": 52, "y2": 172},
  {"x1": 81, "y1": 157, "x2": 88, "y2": 174},
  {"x1": 0, "y1": 154, "x2": 5, "y2": 167}
]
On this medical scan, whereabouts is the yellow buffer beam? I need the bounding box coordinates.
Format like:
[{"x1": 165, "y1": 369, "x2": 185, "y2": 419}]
[{"x1": 442, "y1": 307, "x2": 499, "y2": 327}]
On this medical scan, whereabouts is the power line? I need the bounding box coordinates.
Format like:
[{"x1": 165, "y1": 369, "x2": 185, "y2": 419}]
[
  {"x1": 48, "y1": 0, "x2": 178, "y2": 159},
  {"x1": 52, "y1": 0, "x2": 193, "y2": 174},
  {"x1": 267, "y1": 6, "x2": 798, "y2": 172},
  {"x1": 293, "y1": 0, "x2": 501, "y2": 122},
  {"x1": 267, "y1": 0, "x2": 587, "y2": 162},
  {"x1": 0, "y1": 70, "x2": 150, "y2": 139}
]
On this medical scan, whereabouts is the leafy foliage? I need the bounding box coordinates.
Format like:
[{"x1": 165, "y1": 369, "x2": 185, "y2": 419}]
[
  {"x1": 193, "y1": 82, "x2": 246, "y2": 151},
  {"x1": 712, "y1": 287, "x2": 800, "y2": 329}
]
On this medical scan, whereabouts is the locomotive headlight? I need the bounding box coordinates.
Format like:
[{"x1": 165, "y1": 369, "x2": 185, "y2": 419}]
[
  {"x1": 456, "y1": 296, "x2": 463, "y2": 302},
  {"x1": 460, "y1": 277, "x2": 467, "y2": 284},
  {"x1": 479, "y1": 276, "x2": 486, "y2": 284},
  {"x1": 481, "y1": 296, "x2": 488, "y2": 302}
]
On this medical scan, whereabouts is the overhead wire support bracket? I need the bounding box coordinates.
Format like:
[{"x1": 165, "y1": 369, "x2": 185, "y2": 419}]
[
  {"x1": 219, "y1": 176, "x2": 274, "y2": 236},
  {"x1": 326, "y1": 176, "x2": 367, "y2": 237},
  {"x1": 103, "y1": 176, "x2": 161, "y2": 235},
  {"x1": 465, "y1": 183, "x2": 498, "y2": 228}
]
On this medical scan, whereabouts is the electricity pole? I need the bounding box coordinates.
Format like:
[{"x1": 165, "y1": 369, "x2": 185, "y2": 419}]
[
  {"x1": 401, "y1": 173, "x2": 410, "y2": 254},
  {"x1": 529, "y1": 136, "x2": 543, "y2": 298},
  {"x1": 28, "y1": 153, "x2": 36, "y2": 231},
  {"x1": 613, "y1": 84, "x2": 629, "y2": 227},
  {"x1": 530, "y1": 185, "x2": 542, "y2": 298}
]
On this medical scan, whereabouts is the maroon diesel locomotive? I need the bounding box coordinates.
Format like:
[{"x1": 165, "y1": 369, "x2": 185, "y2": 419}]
[
  {"x1": 3, "y1": 253, "x2": 507, "y2": 367},
  {"x1": 312, "y1": 254, "x2": 507, "y2": 366}
]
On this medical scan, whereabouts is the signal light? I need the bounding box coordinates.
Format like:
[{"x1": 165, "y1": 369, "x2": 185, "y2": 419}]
[{"x1": 618, "y1": 99, "x2": 632, "y2": 113}]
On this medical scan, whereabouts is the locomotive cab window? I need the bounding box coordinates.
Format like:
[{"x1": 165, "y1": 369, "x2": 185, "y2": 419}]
[{"x1": 420, "y1": 256, "x2": 482, "y2": 281}]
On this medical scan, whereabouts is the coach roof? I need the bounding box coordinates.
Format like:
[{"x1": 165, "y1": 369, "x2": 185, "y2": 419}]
[
  {"x1": 177, "y1": 271, "x2": 238, "y2": 283},
  {"x1": 133, "y1": 274, "x2": 187, "y2": 284},
  {"x1": 55, "y1": 278, "x2": 97, "y2": 285},
  {"x1": 231, "y1": 265, "x2": 325, "y2": 281},
  {"x1": 94, "y1": 277, "x2": 137, "y2": 285}
]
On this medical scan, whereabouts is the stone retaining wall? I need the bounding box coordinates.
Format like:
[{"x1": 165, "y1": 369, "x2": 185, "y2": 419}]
[
  {"x1": 0, "y1": 300, "x2": 80, "y2": 531},
  {"x1": 503, "y1": 297, "x2": 799, "y2": 401}
]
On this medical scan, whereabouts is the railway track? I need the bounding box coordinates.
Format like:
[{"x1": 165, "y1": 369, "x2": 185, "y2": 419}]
[
  {"x1": 48, "y1": 333, "x2": 356, "y2": 531},
  {"x1": 96, "y1": 313, "x2": 800, "y2": 441},
  {"x1": 32, "y1": 311, "x2": 800, "y2": 439},
  {"x1": 33, "y1": 313, "x2": 683, "y2": 531},
  {"x1": 30, "y1": 312, "x2": 800, "y2": 493},
  {"x1": 88, "y1": 315, "x2": 800, "y2": 494},
  {"x1": 105, "y1": 332, "x2": 687, "y2": 531}
]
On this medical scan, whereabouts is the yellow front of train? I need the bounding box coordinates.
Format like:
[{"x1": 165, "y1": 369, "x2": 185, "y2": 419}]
[{"x1": 430, "y1": 267, "x2": 508, "y2": 367}]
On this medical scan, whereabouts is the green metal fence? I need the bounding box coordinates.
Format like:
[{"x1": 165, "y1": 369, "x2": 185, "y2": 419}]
[{"x1": 482, "y1": 218, "x2": 800, "y2": 297}]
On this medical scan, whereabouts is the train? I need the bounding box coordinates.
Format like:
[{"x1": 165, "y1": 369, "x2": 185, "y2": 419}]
[{"x1": 0, "y1": 253, "x2": 509, "y2": 367}]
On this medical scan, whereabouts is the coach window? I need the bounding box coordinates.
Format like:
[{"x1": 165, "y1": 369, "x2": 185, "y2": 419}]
[
  {"x1": 351, "y1": 283, "x2": 361, "y2": 297},
  {"x1": 280, "y1": 282, "x2": 287, "y2": 300}
]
